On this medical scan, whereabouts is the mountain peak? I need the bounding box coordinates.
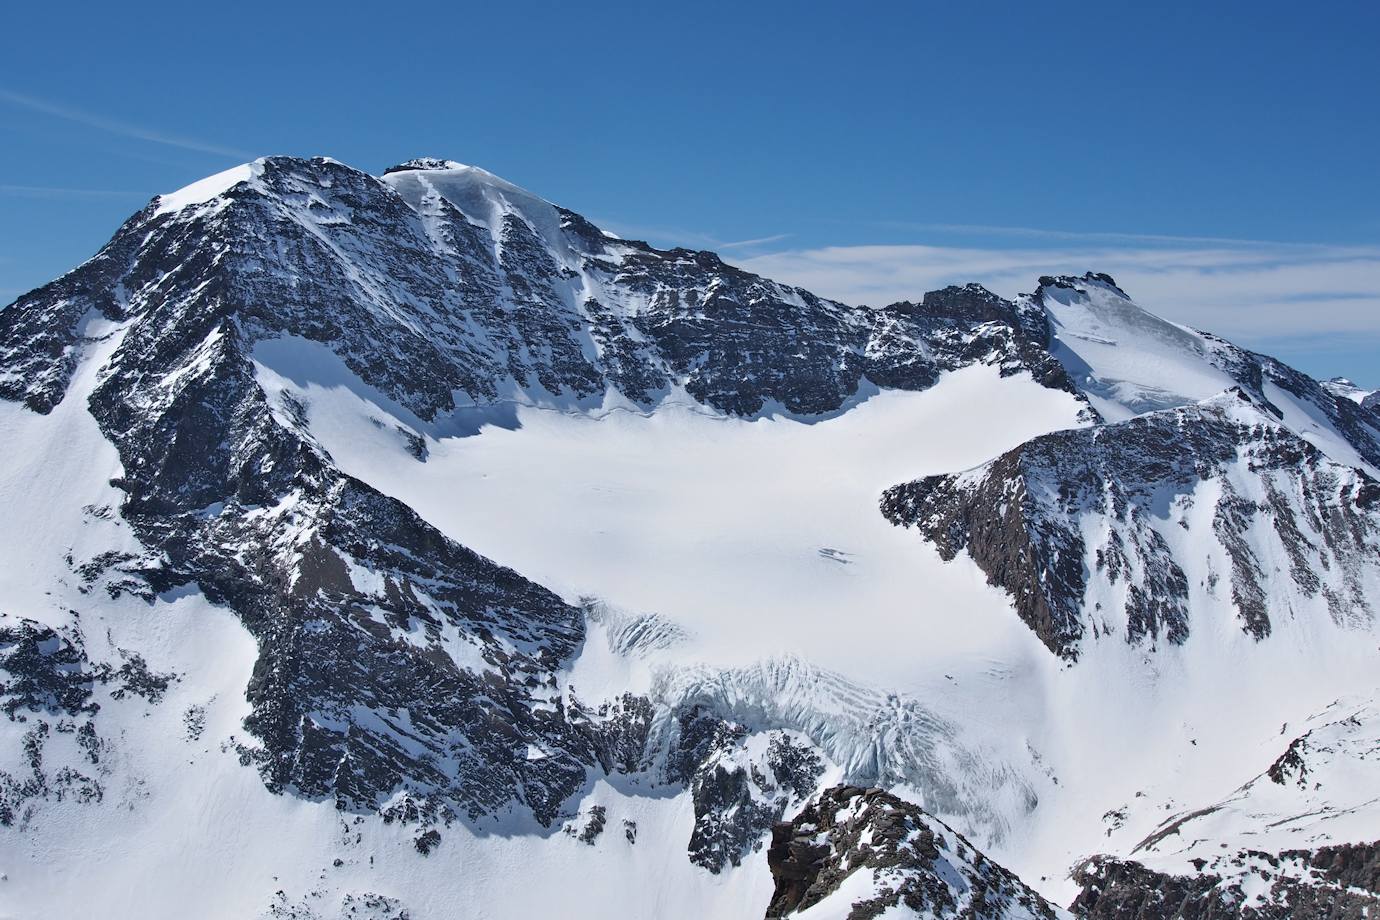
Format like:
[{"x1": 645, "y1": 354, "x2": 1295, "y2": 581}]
[
  {"x1": 153, "y1": 160, "x2": 262, "y2": 215},
  {"x1": 1035, "y1": 270, "x2": 1129, "y2": 299},
  {"x1": 382, "y1": 156, "x2": 470, "y2": 174},
  {"x1": 379, "y1": 157, "x2": 560, "y2": 240}
]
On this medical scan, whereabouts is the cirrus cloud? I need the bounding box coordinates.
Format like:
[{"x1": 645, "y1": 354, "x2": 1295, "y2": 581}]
[{"x1": 739, "y1": 240, "x2": 1380, "y2": 349}]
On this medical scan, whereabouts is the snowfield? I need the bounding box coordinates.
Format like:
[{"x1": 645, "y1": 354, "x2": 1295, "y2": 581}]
[
  {"x1": 254, "y1": 339, "x2": 1085, "y2": 679},
  {"x1": 252, "y1": 334, "x2": 1380, "y2": 905}
]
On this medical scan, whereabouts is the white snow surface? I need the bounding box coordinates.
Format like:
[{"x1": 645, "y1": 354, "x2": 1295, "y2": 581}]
[
  {"x1": 0, "y1": 313, "x2": 137, "y2": 623},
  {"x1": 2, "y1": 327, "x2": 1376, "y2": 919},
  {"x1": 255, "y1": 342, "x2": 1082, "y2": 680},
  {"x1": 154, "y1": 161, "x2": 261, "y2": 215},
  {"x1": 0, "y1": 327, "x2": 777, "y2": 920},
  {"x1": 1127, "y1": 693, "x2": 1380, "y2": 872},
  {"x1": 1040, "y1": 276, "x2": 1379, "y2": 478},
  {"x1": 249, "y1": 333, "x2": 1380, "y2": 910},
  {"x1": 1322, "y1": 376, "x2": 1378, "y2": 405},
  {"x1": 382, "y1": 160, "x2": 568, "y2": 252},
  {"x1": 1041, "y1": 277, "x2": 1239, "y2": 422}
]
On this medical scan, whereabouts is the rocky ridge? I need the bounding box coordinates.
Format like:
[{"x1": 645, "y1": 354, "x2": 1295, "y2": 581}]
[
  {"x1": 1071, "y1": 842, "x2": 1380, "y2": 920},
  {"x1": 881, "y1": 389, "x2": 1380, "y2": 659},
  {"x1": 766, "y1": 785, "x2": 1064, "y2": 919},
  {"x1": 0, "y1": 156, "x2": 1077, "y2": 424}
]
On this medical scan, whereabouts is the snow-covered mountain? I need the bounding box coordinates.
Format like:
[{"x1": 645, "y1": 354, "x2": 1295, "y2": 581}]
[{"x1": 1, "y1": 156, "x2": 1376, "y2": 919}]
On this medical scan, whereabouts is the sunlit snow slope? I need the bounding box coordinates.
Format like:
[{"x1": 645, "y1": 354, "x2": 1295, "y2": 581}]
[{"x1": 255, "y1": 342, "x2": 1081, "y2": 678}]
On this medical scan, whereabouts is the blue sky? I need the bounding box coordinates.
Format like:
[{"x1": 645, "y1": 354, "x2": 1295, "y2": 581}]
[{"x1": 3, "y1": 1, "x2": 1377, "y2": 383}]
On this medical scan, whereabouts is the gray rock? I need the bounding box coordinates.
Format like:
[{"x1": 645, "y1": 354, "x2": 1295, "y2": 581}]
[{"x1": 766, "y1": 785, "x2": 1060, "y2": 919}]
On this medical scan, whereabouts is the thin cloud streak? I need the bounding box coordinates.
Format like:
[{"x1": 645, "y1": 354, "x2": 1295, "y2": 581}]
[
  {"x1": 719, "y1": 233, "x2": 792, "y2": 249},
  {"x1": 0, "y1": 184, "x2": 145, "y2": 200},
  {"x1": 593, "y1": 219, "x2": 789, "y2": 253},
  {"x1": 882, "y1": 222, "x2": 1349, "y2": 250},
  {"x1": 739, "y1": 242, "x2": 1380, "y2": 345},
  {"x1": 0, "y1": 88, "x2": 255, "y2": 160}
]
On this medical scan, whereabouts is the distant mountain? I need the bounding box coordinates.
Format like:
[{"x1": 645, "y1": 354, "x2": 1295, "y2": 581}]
[
  {"x1": 1, "y1": 156, "x2": 1376, "y2": 919},
  {"x1": 884, "y1": 275, "x2": 1380, "y2": 660}
]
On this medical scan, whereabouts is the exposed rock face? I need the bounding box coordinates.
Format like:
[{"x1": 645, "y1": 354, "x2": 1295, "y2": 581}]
[
  {"x1": 0, "y1": 617, "x2": 102, "y2": 721},
  {"x1": 1071, "y1": 843, "x2": 1380, "y2": 920},
  {"x1": 671, "y1": 713, "x2": 824, "y2": 873},
  {"x1": 0, "y1": 160, "x2": 624, "y2": 830},
  {"x1": 82, "y1": 306, "x2": 605, "y2": 824},
  {"x1": 261, "y1": 889, "x2": 411, "y2": 919},
  {"x1": 0, "y1": 613, "x2": 173, "y2": 827},
  {"x1": 0, "y1": 157, "x2": 1077, "y2": 425},
  {"x1": 765, "y1": 785, "x2": 1062, "y2": 919},
  {"x1": 882, "y1": 391, "x2": 1380, "y2": 659},
  {"x1": 861, "y1": 283, "x2": 1078, "y2": 400}
]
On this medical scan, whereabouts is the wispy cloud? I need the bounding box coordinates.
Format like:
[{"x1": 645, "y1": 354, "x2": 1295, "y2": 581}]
[
  {"x1": 739, "y1": 241, "x2": 1380, "y2": 345},
  {"x1": 719, "y1": 233, "x2": 792, "y2": 249},
  {"x1": 0, "y1": 183, "x2": 144, "y2": 200},
  {"x1": 862, "y1": 221, "x2": 1344, "y2": 250},
  {"x1": 593, "y1": 218, "x2": 789, "y2": 253},
  {"x1": 0, "y1": 88, "x2": 254, "y2": 160}
]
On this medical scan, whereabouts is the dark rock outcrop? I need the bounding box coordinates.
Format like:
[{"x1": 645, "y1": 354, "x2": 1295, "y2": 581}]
[
  {"x1": 680, "y1": 716, "x2": 825, "y2": 874},
  {"x1": 1071, "y1": 843, "x2": 1380, "y2": 920},
  {"x1": 0, "y1": 614, "x2": 174, "y2": 827},
  {"x1": 766, "y1": 785, "x2": 1060, "y2": 919},
  {"x1": 882, "y1": 393, "x2": 1380, "y2": 659},
  {"x1": 0, "y1": 157, "x2": 1081, "y2": 425}
]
